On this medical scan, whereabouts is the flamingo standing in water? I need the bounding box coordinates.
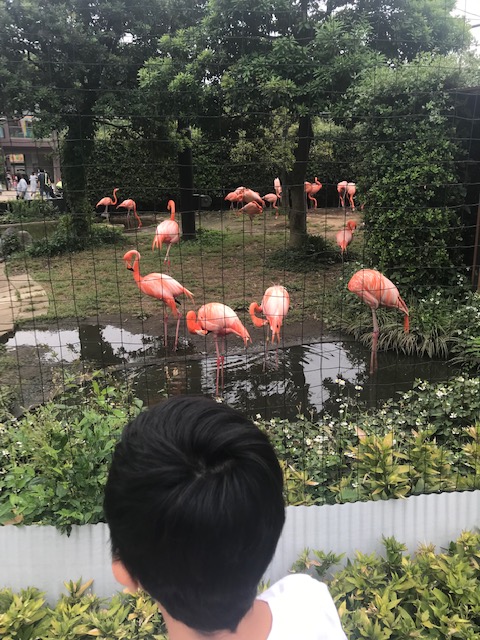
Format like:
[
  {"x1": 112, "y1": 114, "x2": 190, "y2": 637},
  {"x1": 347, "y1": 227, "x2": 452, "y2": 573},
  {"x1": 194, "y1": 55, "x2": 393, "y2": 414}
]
[
  {"x1": 262, "y1": 193, "x2": 279, "y2": 218},
  {"x1": 96, "y1": 187, "x2": 119, "y2": 222},
  {"x1": 304, "y1": 177, "x2": 322, "y2": 209},
  {"x1": 123, "y1": 250, "x2": 193, "y2": 350},
  {"x1": 346, "y1": 182, "x2": 356, "y2": 210},
  {"x1": 238, "y1": 201, "x2": 263, "y2": 234},
  {"x1": 274, "y1": 177, "x2": 282, "y2": 200},
  {"x1": 336, "y1": 220, "x2": 357, "y2": 255},
  {"x1": 250, "y1": 286, "x2": 290, "y2": 367},
  {"x1": 117, "y1": 198, "x2": 142, "y2": 229},
  {"x1": 347, "y1": 269, "x2": 409, "y2": 374},
  {"x1": 152, "y1": 200, "x2": 180, "y2": 269},
  {"x1": 337, "y1": 181, "x2": 348, "y2": 208},
  {"x1": 187, "y1": 303, "x2": 251, "y2": 396}
]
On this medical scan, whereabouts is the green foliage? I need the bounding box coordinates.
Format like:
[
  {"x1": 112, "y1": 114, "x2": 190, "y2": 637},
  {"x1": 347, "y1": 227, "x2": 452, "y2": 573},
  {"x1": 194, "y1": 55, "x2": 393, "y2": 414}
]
[
  {"x1": 1, "y1": 199, "x2": 60, "y2": 223},
  {"x1": 348, "y1": 55, "x2": 479, "y2": 293},
  {"x1": 27, "y1": 215, "x2": 125, "y2": 257},
  {"x1": 329, "y1": 532, "x2": 480, "y2": 639},
  {"x1": 259, "y1": 376, "x2": 480, "y2": 504},
  {"x1": 0, "y1": 579, "x2": 167, "y2": 640},
  {"x1": 0, "y1": 231, "x2": 22, "y2": 257},
  {"x1": 2, "y1": 374, "x2": 480, "y2": 530},
  {"x1": 267, "y1": 234, "x2": 342, "y2": 272},
  {"x1": 2, "y1": 533, "x2": 480, "y2": 639},
  {"x1": 0, "y1": 373, "x2": 144, "y2": 533}
]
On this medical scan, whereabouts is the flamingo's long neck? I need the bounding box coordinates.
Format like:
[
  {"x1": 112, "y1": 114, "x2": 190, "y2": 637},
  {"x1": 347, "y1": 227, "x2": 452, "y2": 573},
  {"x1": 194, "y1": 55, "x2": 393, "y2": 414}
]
[
  {"x1": 249, "y1": 302, "x2": 266, "y2": 328},
  {"x1": 168, "y1": 200, "x2": 176, "y2": 220},
  {"x1": 131, "y1": 257, "x2": 142, "y2": 285},
  {"x1": 112, "y1": 189, "x2": 118, "y2": 205}
]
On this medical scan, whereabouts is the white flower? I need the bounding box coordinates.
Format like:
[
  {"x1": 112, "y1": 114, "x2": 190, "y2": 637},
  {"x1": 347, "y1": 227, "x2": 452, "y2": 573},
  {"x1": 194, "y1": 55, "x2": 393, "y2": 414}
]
[
  {"x1": 305, "y1": 438, "x2": 312, "y2": 446},
  {"x1": 335, "y1": 378, "x2": 346, "y2": 386},
  {"x1": 449, "y1": 413, "x2": 457, "y2": 419},
  {"x1": 355, "y1": 385, "x2": 363, "y2": 391}
]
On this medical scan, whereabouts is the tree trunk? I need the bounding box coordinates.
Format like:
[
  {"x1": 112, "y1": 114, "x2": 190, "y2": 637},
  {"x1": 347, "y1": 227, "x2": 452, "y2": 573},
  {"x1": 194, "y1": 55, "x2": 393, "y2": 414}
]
[
  {"x1": 62, "y1": 116, "x2": 95, "y2": 237},
  {"x1": 286, "y1": 115, "x2": 313, "y2": 249},
  {"x1": 177, "y1": 120, "x2": 196, "y2": 240}
]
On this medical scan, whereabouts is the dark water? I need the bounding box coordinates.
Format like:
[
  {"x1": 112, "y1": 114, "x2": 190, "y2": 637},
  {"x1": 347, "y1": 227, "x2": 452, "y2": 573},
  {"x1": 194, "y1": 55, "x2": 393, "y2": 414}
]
[{"x1": 4, "y1": 323, "x2": 453, "y2": 419}]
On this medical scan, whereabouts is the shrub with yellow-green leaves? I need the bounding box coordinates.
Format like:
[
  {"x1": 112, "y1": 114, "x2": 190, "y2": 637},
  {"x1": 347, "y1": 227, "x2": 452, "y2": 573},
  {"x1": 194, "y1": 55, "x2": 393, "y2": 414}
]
[{"x1": 2, "y1": 533, "x2": 479, "y2": 639}]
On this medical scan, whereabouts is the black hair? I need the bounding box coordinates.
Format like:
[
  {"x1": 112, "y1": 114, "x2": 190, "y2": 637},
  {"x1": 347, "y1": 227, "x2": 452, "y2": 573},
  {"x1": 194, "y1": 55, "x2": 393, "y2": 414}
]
[{"x1": 104, "y1": 396, "x2": 285, "y2": 634}]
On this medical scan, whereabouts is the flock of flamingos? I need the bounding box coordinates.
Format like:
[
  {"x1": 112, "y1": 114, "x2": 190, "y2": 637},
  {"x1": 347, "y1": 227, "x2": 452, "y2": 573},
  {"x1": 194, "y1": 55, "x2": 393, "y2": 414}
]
[{"x1": 97, "y1": 178, "x2": 410, "y2": 393}]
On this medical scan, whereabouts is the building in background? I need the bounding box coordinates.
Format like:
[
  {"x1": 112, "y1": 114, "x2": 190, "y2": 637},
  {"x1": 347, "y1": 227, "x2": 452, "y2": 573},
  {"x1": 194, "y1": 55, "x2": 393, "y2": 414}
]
[{"x1": 0, "y1": 115, "x2": 61, "y2": 187}]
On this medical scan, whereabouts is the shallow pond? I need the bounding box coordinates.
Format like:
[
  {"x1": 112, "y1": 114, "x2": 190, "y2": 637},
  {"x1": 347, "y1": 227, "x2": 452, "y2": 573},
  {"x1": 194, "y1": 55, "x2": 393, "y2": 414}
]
[{"x1": 4, "y1": 323, "x2": 452, "y2": 419}]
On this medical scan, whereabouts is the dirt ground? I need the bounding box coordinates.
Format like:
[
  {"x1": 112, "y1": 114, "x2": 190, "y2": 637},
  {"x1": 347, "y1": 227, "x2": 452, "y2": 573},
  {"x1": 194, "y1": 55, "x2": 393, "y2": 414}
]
[{"x1": 2, "y1": 205, "x2": 362, "y2": 410}]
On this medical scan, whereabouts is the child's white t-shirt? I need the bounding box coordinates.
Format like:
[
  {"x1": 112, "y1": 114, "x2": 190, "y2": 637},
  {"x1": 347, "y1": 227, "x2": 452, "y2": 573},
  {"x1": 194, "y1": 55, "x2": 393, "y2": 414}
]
[{"x1": 257, "y1": 574, "x2": 347, "y2": 640}]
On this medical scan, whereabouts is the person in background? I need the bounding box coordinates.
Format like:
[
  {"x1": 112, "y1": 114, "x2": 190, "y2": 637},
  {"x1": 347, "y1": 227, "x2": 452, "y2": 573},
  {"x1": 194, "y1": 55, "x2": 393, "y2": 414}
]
[
  {"x1": 104, "y1": 396, "x2": 347, "y2": 640},
  {"x1": 38, "y1": 168, "x2": 47, "y2": 198},
  {"x1": 29, "y1": 171, "x2": 38, "y2": 199},
  {"x1": 16, "y1": 173, "x2": 28, "y2": 200}
]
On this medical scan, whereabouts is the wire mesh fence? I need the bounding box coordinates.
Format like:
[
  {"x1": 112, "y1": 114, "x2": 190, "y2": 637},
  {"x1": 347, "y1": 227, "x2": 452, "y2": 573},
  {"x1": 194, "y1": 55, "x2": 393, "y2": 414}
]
[{"x1": 1, "y1": 0, "x2": 480, "y2": 512}]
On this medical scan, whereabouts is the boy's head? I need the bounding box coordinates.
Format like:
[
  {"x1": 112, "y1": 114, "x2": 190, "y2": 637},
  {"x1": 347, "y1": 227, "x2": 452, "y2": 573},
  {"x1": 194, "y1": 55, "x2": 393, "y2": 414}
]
[{"x1": 104, "y1": 396, "x2": 285, "y2": 634}]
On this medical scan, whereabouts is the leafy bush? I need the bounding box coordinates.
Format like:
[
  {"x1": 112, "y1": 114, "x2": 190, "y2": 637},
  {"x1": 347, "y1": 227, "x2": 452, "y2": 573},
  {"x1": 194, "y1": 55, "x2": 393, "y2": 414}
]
[
  {"x1": 0, "y1": 579, "x2": 167, "y2": 639},
  {"x1": 2, "y1": 533, "x2": 480, "y2": 639},
  {"x1": 349, "y1": 55, "x2": 467, "y2": 293},
  {"x1": 1, "y1": 199, "x2": 60, "y2": 223},
  {"x1": 0, "y1": 231, "x2": 22, "y2": 257},
  {"x1": 27, "y1": 214, "x2": 125, "y2": 257},
  {"x1": 258, "y1": 376, "x2": 480, "y2": 504},
  {"x1": 328, "y1": 532, "x2": 480, "y2": 639},
  {"x1": 2, "y1": 374, "x2": 480, "y2": 530},
  {"x1": 0, "y1": 373, "x2": 143, "y2": 532}
]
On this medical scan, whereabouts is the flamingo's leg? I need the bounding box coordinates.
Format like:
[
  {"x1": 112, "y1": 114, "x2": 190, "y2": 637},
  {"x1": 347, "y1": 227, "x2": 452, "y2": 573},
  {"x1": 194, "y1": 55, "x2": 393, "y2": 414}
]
[
  {"x1": 370, "y1": 309, "x2": 379, "y2": 374},
  {"x1": 349, "y1": 194, "x2": 355, "y2": 211},
  {"x1": 134, "y1": 209, "x2": 142, "y2": 229},
  {"x1": 174, "y1": 314, "x2": 181, "y2": 352},
  {"x1": 274, "y1": 204, "x2": 279, "y2": 219},
  {"x1": 214, "y1": 336, "x2": 222, "y2": 396},
  {"x1": 164, "y1": 244, "x2": 172, "y2": 272},
  {"x1": 164, "y1": 311, "x2": 169, "y2": 350}
]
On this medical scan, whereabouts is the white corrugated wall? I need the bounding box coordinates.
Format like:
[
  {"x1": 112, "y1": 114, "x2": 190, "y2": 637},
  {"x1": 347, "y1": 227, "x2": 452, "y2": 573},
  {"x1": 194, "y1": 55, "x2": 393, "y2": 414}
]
[{"x1": 1, "y1": 490, "x2": 479, "y2": 602}]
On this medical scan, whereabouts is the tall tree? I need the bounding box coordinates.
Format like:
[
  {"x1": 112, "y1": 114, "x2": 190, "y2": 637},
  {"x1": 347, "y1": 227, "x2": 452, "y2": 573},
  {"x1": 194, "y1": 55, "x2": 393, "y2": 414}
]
[
  {"x1": 146, "y1": 0, "x2": 469, "y2": 248},
  {"x1": 0, "y1": 0, "x2": 205, "y2": 232}
]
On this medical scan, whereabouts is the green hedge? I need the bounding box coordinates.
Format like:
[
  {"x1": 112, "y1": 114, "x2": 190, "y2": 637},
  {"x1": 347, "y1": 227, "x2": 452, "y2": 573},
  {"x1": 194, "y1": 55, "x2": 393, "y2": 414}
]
[{"x1": 1, "y1": 532, "x2": 479, "y2": 639}]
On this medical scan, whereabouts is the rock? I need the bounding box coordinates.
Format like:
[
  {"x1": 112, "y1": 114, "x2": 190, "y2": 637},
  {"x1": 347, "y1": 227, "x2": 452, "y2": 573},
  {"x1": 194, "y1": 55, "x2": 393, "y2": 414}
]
[{"x1": 0, "y1": 227, "x2": 33, "y2": 258}]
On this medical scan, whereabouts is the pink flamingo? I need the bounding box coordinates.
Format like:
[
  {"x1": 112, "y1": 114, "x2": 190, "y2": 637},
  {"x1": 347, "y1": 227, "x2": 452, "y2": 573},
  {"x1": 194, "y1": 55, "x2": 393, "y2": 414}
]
[
  {"x1": 274, "y1": 177, "x2": 282, "y2": 200},
  {"x1": 238, "y1": 201, "x2": 263, "y2": 234},
  {"x1": 225, "y1": 191, "x2": 243, "y2": 209},
  {"x1": 348, "y1": 269, "x2": 409, "y2": 374},
  {"x1": 187, "y1": 302, "x2": 251, "y2": 396},
  {"x1": 262, "y1": 193, "x2": 279, "y2": 218},
  {"x1": 304, "y1": 177, "x2": 322, "y2": 209},
  {"x1": 250, "y1": 286, "x2": 290, "y2": 367},
  {"x1": 335, "y1": 219, "x2": 357, "y2": 255},
  {"x1": 347, "y1": 182, "x2": 356, "y2": 210},
  {"x1": 152, "y1": 200, "x2": 180, "y2": 269},
  {"x1": 117, "y1": 199, "x2": 142, "y2": 229},
  {"x1": 96, "y1": 187, "x2": 119, "y2": 222},
  {"x1": 337, "y1": 181, "x2": 348, "y2": 208},
  {"x1": 123, "y1": 250, "x2": 193, "y2": 351},
  {"x1": 241, "y1": 188, "x2": 265, "y2": 207}
]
